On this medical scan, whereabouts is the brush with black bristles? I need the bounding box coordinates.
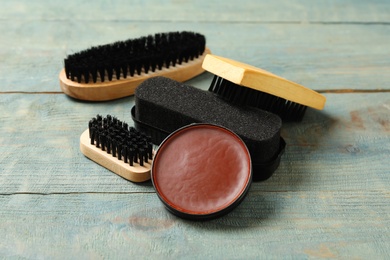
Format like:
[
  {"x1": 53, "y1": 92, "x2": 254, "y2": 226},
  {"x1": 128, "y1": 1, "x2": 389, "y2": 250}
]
[
  {"x1": 203, "y1": 54, "x2": 326, "y2": 121},
  {"x1": 60, "y1": 31, "x2": 211, "y2": 101},
  {"x1": 80, "y1": 114, "x2": 154, "y2": 182}
]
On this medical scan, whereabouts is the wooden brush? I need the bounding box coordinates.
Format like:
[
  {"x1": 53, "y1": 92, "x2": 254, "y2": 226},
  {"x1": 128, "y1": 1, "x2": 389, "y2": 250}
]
[
  {"x1": 80, "y1": 115, "x2": 153, "y2": 182},
  {"x1": 60, "y1": 31, "x2": 211, "y2": 101},
  {"x1": 203, "y1": 54, "x2": 326, "y2": 121}
]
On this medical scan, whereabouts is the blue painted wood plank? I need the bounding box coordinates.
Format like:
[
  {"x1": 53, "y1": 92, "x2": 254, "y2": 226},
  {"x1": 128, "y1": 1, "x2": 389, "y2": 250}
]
[
  {"x1": 1, "y1": 93, "x2": 389, "y2": 194},
  {"x1": 1, "y1": 2, "x2": 390, "y2": 92},
  {"x1": 1, "y1": 0, "x2": 390, "y2": 23},
  {"x1": 1, "y1": 21, "x2": 389, "y2": 92},
  {"x1": 1, "y1": 1, "x2": 390, "y2": 259},
  {"x1": 0, "y1": 192, "x2": 388, "y2": 259}
]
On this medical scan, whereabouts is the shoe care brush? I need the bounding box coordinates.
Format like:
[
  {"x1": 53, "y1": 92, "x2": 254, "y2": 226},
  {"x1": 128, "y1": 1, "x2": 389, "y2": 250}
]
[
  {"x1": 203, "y1": 54, "x2": 326, "y2": 121},
  {"x1": 80, "y1": 114, "x2": 153, "y2": 182},
  {"x1": 60, "y1": 31, "x2": 211, "y2": 101}
]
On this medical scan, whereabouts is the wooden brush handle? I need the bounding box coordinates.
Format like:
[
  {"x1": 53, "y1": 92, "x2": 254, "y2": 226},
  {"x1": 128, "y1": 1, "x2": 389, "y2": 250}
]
[
  {"x1": 60, "y1": 48, "x2": 211, "y2": 101},
  {"x1": 202, "y1": 54, "x2": 326, "y2": 110},
  {"x1": 80, "y1": 129, "x2": 151, "y2": 182}
]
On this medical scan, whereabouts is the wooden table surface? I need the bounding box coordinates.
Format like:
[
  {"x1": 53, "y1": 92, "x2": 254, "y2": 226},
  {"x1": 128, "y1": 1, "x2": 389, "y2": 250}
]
[{"x1": 1, "y1": 1, "x2": 389, "y2": 259}]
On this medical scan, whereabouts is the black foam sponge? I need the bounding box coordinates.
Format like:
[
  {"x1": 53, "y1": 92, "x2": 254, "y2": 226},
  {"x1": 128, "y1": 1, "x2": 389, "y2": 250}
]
[{"x1": 133, "y1": 76, "x2": 285, "y2": 181}]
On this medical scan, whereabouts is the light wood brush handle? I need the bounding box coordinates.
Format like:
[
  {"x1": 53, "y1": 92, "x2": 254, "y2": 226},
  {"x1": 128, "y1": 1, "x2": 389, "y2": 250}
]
[
  {"x1": 80, "y1": 129, "x2": 151, "y2": 182},
  {"x1": 202, "y1": 54, "x2": 326, "y2": 110},
  {"x1": 60, "y1": 48, "x2": 211, "y2": 101}
]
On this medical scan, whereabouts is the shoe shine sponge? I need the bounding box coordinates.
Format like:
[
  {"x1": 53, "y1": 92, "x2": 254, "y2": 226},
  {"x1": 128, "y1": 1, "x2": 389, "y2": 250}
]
[{"x1": 132, "y1": 76, "x2": 285, "y2": 181}]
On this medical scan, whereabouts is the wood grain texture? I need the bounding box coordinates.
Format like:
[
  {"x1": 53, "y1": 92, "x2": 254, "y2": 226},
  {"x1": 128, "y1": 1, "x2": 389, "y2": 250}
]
[
  {"x1": 1, "y1": 0, "x2": 390, "y2": 22},
  {"x1": 0, "y1": 192, "x2": 388, "y2": 259},
  {"x1": 1, "y1": 93, "x2": 388, "y2": 193},
  {"x1": 203, "y1": 54, "x2": 326, "y2": 109},
  {"x1": 79, "y1": 129, "x2": 152, "y2": 183},
  {"x1": 1, "y1": 21, "x2": 389, "y2": 92},
  {"x1": 2, "y1": 94, "x2": 388, "y2": 258},
  {"x1": 1, "y1": 0, "x2": 390, "y2": 259}
]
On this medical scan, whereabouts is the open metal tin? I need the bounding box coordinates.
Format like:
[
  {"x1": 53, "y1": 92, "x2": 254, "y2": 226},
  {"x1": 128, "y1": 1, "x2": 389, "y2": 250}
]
[{"x1": 151, "y1": 123, "x2": 252, "y2": 220}]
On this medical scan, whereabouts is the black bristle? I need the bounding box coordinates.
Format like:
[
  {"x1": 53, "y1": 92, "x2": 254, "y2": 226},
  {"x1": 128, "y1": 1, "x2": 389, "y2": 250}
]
[
  {"x1": 112, "y1": 139, "x2": 116, "y2": 157},
  {"x1": 135, "y1": 61, "x2": 143, "y2": 75},
  {"x1": 117, "y1": 143, "x2": 122, "y2": 160},
  {"x1": 98, "y1": 66, "x2": 105, "y2": 82},
  {"x1": 121, "y1": 62, "x2": 128, "y2": 79},
  {"x1": 208, "y1": 76, "x2": 308, "y2": 121},
  {"x1": 91, "y1": 67, "x2": 98, "y2": 83},
  {"x1": 148, "y1": 142, "x2": 153, "y2": 160},
  {"x1": 128, "y1": 148, "x2": 134, "y2": 166},
  {"x1": 96, "y1": 133, "x2": 100, "y2": 148},
  {"x1": 88, "y1": 115, "x2": 152, "y2": 167},
  {"x1": 90, "y1": 127, "x2": 95, "y2": 145},
  {"x1": 107, "y1": 67, "x2": 113, "y2": 81},
  {"x1": 142, "y1": 144, "x2": 150, "y2": 163},
  {"x1": 88, "y1": 120, "x2": 93, "y2": 138},
  {"x1": 139, "y1": 148, "x2": 144, "y2": 166},
  {"x1": 129, "y1": 61, "x2": 136, "y2": 77},
  {"x1": 65, "y1": 31, "x2": 206, "y2": 83},
  {"x1": 123, "y1": 145, "x2": 128, "y2": 163},
  {"x1": 84, "y1": 69, "x2": 90, "y2": 84},
  {"x1": 76, "y1": 71, "x2": 82, "y2": 83},
  {"x1": 114, "y1": 64, "x2": 121, "y2": 80},
  {"x1": 100, "y1": 133, "x2": 106, "y2": 151},
  {"x1": 106, "y1": 136, "x2": 111, "y2": 154},
  {"x1": 133, "y1": 145, "x2": 138, "y2": 164}
]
